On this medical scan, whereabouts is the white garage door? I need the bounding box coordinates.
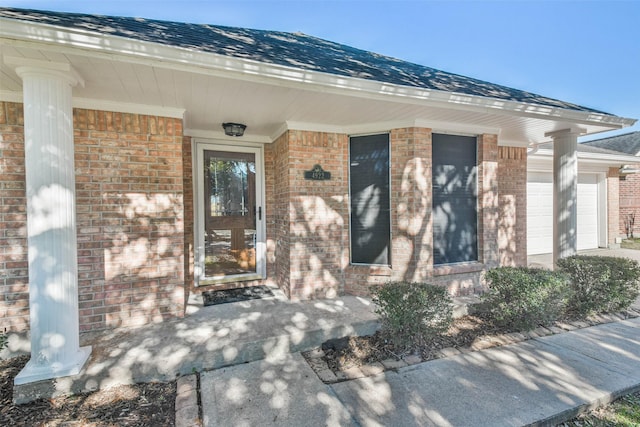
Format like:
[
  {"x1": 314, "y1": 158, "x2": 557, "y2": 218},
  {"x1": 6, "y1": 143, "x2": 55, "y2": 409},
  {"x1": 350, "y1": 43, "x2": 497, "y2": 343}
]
[{"x1": 527, "y1": 172, "x2": 600, "y2": 255}]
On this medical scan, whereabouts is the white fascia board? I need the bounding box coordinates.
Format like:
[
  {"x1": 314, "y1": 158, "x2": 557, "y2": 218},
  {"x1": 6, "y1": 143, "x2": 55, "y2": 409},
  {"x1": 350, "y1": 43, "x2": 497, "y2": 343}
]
[
  {"x1": 1, "y1": 17, "x2": 636, "y2": 131},
  {"x1": 0, "y1": 90, "x2": 185, "y2": 118}
]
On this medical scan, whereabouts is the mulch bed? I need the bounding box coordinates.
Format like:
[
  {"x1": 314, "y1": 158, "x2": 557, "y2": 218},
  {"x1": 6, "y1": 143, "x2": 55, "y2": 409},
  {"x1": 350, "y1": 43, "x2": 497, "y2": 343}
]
[
  {"x1": 0, "y1": 355, "x2": 176, "y2": 426},
  {"x1": 310, "y1": 315, "x2": 505, "y2": 375},
  {"x1": 304, "y1": 311, "x2": 639, "y2": 383}
]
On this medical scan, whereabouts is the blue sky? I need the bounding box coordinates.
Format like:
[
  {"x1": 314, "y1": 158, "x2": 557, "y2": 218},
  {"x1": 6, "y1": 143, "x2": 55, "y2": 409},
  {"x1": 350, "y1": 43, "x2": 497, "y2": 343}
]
[{"x1": 4, "y1": 0, "x2": 639, "y2": 141}]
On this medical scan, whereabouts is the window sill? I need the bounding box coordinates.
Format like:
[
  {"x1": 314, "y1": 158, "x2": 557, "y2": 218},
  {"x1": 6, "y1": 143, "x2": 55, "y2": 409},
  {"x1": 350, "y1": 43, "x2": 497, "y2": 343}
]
[
  {"x1": 347, "y1": 264, "x2": 393, "y2": 276},
  {"x1": 433, "y1": 262, "x2": 484, "y2": 277}
]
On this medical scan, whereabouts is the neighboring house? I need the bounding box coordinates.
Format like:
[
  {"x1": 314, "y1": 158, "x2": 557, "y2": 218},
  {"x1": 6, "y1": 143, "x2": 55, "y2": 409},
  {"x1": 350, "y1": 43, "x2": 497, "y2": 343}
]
[
  {"x1": 527, "y1": 142, "x2": 640, "y2": 255},
  {"x1": 582, "y1": 131, "x2": 640, "y2": 237},
  {"x1": 0, "y1": 8, "x2": 636, "y2": 383}
]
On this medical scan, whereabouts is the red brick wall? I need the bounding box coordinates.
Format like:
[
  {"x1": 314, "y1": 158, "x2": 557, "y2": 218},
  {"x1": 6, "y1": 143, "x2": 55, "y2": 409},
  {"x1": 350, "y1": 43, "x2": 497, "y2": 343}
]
[
  {"x1": 272, "y1": 128, "x2": 501, "y2": 298},
  {"x1": 388, "y1": 128, "x2": 433, "y2": 283},
  {"x1": 285, "y1": 130, "x2": 349, "y2": 300},
  {"x1": 183, "y1": 136, "x2": 194, "y2": 300},
  {"x1": 0, "y1": 102, "x2": 28, "y2": 331},
  {"x1": 477, "y1": 134, "x2": 499, "y2": 269},
  {"x1": 0, "y1": 102, "x2": 186, "y2": 333},
  {"x1": 620, "y1": 170, "x2": 640, "y2": 237},
  {"x1": 74, "y1": 109, "x2": 185, "y2": 331},
  {"x1": 497, "y1": 146, "x2": 527, "y2": 266},
  {"x1": 266, "y1": 132, "x2": 293, "y2": 296}
]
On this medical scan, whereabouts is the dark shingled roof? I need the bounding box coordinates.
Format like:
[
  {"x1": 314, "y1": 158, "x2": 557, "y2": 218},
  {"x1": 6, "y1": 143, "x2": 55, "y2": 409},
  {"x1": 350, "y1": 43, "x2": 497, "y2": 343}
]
[
  {"x1": 0, "y1": 7, "x2": 610, "y2": 115},
  {"x1": 538, "y1": 141, "x2": 632, "y2": 156},
  {"x1": 582, "y1": 131, "x2": 640, "y2": 156}
]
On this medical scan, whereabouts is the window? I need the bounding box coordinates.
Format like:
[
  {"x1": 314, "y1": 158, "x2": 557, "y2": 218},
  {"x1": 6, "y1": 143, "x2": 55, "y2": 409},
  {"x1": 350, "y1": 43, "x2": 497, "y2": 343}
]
[
  {"x1": 432, "y1": 133, "x2": 478, "y2": 265},
  {"x1": 350, "y1": 134, "x2": 391, "y2": 265}
]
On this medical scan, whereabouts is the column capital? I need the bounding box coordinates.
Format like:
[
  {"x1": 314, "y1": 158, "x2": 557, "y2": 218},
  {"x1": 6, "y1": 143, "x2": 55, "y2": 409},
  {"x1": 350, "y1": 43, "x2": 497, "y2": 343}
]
[
  {"x1": 4, "y1": 56, "x2": 84, "y2": 87},
  {"x1": 544, "y1": 127, "x2": 586, "y2": 139}
]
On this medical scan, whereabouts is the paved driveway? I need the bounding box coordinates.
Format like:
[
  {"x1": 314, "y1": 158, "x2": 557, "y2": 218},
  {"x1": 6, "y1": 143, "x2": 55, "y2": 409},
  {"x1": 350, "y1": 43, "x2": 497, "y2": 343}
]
[{"x1": 528, "y1": 247, "x2": 640, "y2": 269}]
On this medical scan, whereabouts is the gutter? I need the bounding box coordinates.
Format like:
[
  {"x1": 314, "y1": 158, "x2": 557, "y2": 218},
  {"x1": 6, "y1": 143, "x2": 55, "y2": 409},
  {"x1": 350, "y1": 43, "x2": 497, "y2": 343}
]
[{"x1": 620, "y1": 166, "x2": 640, "y2": 175}]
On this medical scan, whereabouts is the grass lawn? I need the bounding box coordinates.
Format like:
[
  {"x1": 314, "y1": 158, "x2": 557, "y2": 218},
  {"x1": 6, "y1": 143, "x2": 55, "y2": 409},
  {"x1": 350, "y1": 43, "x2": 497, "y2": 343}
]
[
  {"x1": 559, "y1": 390, "x2": 640, "y2": 426},
  {"x1": 621, "y1": 238, "x2": 640, "y2": 250}
]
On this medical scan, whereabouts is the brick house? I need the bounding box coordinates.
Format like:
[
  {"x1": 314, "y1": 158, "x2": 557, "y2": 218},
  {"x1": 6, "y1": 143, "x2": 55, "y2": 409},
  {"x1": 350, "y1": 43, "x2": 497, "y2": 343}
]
[
  {"x1": 581, "y1": 131, "x2": 640, "y2": 237},
  {"x1": 0, "y1": 8, "x2": 636, "y2": 384}
]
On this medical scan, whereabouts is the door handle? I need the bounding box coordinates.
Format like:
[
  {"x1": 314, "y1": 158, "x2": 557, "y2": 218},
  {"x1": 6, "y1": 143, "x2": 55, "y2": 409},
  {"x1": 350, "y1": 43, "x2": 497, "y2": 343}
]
[{"x1": 258, "y1": 206, "x2": 262, "y2": 221}]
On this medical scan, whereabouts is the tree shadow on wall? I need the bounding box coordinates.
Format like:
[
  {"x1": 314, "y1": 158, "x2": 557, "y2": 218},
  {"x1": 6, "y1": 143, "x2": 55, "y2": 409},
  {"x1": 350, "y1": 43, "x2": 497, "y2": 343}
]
[
  {"x1": 288, "y1": 194, "x2": 347, "y2": 299},
  {"x1": 77, "y1": 191, "x2": 185, "y2": 331}
]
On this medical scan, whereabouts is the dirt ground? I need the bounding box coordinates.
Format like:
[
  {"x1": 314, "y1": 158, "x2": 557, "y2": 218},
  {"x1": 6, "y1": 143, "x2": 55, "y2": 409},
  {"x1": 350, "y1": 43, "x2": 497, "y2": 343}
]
[
  {"x1": 0, "y1": 356, "x2": 176, "y2": 427},
  {"x1": 317, "y1": 314, "x2": 510, "y2": 373},
  {"x1": 312, "y1": 311, "x2": 638, "y2": 381}
]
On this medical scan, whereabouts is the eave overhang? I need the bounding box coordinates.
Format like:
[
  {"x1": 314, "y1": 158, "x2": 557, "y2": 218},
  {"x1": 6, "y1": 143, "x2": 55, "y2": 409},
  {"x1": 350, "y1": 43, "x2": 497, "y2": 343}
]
[{"x1": 1, "y1": 15, "x2": 636, "y2": 142}]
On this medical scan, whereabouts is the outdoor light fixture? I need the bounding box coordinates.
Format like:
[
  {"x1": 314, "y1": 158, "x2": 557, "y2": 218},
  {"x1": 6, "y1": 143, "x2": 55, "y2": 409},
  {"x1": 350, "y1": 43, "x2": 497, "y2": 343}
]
[{"x1": 222, "y1": 122, "x2": 247, "y2": 137}]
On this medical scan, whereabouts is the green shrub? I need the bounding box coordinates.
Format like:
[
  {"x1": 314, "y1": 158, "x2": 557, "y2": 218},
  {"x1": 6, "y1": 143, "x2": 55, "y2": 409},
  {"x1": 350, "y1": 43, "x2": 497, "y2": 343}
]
[
  {"x1": 481, "y1": 267, "x2": 569, "y2": 331},
  {"x1": 557, "y1": 255, "x2": 640, "y2": 317},
  {"x1": 372, "y1": 281, "x2": 453, "y2": 350}
]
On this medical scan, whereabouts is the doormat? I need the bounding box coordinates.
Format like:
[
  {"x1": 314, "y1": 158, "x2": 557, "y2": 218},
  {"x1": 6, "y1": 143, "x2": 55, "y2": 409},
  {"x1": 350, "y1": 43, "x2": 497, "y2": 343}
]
[{"x1": 202, "y1": 285, "x2": 274, "y2": 306}]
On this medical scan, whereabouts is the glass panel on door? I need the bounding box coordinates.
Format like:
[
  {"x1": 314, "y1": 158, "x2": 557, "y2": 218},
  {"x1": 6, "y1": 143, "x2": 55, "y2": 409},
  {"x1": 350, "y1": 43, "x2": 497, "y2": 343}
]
[{"x1": 203, "y1": 150, "x2": 257, "y2": 277}]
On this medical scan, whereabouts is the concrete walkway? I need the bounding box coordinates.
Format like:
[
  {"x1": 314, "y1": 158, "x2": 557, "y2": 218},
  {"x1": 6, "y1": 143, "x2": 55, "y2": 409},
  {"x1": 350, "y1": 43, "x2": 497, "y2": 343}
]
[
  {"x1": 197, "y1": 246, "x2": 640, "y2": 427},
  {"x1": 199, "y1": 317, "x2": 640, "y2": 427},
  {"x1": 528, "y1": 247, "x2": 640, "y2": 269}
]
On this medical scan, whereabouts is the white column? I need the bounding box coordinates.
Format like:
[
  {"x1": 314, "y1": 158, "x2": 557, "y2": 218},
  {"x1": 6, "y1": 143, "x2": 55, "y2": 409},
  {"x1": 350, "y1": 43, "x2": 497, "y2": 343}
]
[
  {"x1": 12, "y1": 63, "x2": 91, "y2": 385},
  {"x1": 546, "y1": 128, "x2": 584, "y2": 266}
]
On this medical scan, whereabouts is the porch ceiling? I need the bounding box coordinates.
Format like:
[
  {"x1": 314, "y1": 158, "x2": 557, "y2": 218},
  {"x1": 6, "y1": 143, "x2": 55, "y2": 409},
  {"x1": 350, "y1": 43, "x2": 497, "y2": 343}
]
[{"x1": 0, "y1": 42, "x2": 632, "y2": 145}]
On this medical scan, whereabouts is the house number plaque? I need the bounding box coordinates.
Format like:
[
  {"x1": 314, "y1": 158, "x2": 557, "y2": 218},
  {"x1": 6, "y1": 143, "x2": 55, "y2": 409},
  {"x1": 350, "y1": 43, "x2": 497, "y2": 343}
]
[{"x1": 304, "y1": 164, "x2": 331, "y2": 180}]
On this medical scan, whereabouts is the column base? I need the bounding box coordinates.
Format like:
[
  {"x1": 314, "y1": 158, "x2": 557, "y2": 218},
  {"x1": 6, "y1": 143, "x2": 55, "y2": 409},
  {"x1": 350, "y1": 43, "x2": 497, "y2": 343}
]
[{"x1": 14, "y1": 346, "x2": 92, "y2": 385}]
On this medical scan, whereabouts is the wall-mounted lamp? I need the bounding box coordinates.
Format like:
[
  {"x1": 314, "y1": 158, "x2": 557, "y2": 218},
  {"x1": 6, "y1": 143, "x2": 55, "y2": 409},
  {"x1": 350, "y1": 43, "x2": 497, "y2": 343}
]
[{"x1": 222, "y1": 122, "x2": 247, "y2": 137}]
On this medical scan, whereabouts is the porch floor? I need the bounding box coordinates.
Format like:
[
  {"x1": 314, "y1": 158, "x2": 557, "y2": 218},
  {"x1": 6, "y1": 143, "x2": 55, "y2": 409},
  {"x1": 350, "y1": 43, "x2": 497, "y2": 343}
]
[{"x1": 12, "y1": 290, "x2": 379, "y2": 403}]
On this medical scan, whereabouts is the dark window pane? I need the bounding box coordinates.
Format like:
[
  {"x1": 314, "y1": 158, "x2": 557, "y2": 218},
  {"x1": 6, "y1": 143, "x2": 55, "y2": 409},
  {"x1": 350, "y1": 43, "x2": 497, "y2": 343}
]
[
  {"x1": 350, "y1": 134, "x2": 390, "y2": 265},
  {"x1": 432, "y1": 134, "x2": 478, "y2": 265}
]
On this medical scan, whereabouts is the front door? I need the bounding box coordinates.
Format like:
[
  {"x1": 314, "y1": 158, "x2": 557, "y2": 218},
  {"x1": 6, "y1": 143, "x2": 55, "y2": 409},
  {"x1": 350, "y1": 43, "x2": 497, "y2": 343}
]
[{"x1": 195, "y1": 143, "x2": 265, "y2": 284}]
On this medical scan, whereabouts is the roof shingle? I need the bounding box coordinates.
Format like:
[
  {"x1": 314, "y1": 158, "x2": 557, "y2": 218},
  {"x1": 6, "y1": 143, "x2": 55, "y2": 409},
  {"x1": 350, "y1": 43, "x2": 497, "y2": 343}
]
[
  {"x1": 582, "y1": 131, "x2": 640, "y2": 156},
  {"x1": 0, "y1": 7, "x2": 611, "y2": 115}
]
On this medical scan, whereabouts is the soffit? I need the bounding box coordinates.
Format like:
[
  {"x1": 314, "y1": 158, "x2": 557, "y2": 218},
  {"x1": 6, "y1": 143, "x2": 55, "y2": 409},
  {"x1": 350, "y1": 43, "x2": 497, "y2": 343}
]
[{"x1": 0, "y1": 42, "x2": 630, "y2": 145}]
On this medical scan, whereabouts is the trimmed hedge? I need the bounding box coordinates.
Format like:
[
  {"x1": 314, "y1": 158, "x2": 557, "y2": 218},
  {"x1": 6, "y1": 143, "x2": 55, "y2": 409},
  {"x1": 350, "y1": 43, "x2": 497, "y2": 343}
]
[
  {"x1": 481, "y1": 267, "x2": 569, "y2": 331},
  {"x1": 557, "y1": 255, "x2": 640, "y2": 317},
  {"x1": 372, "y1": 281, "x2": 453, "y2": 350}
]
